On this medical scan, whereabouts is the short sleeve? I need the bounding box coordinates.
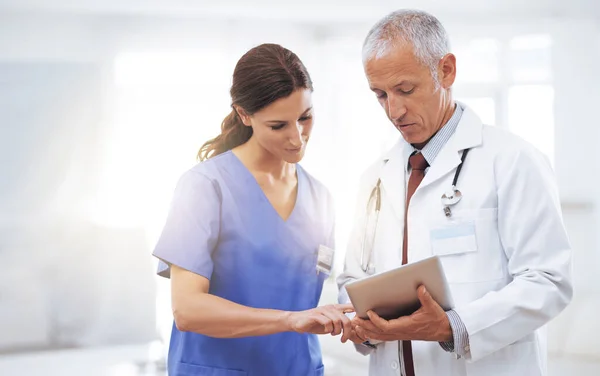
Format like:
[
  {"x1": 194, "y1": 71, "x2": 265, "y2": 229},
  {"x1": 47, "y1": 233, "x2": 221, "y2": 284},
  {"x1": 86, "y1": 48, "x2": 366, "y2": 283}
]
[{"x1": 153, "y1": 170, "x2": 221, "y2": 279}]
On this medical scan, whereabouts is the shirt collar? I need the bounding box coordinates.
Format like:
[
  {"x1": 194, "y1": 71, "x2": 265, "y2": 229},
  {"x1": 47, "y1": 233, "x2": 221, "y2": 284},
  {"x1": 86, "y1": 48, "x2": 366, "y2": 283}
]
[{"x1": 411, "y1": 103, "x2": 464, "y2": 166}]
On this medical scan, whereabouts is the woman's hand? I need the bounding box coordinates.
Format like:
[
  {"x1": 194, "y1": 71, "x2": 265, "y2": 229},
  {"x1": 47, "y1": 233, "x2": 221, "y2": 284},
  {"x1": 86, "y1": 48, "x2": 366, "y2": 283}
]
[{"x1": 287, "y1": 304, "x2": 355, "y2": 342}]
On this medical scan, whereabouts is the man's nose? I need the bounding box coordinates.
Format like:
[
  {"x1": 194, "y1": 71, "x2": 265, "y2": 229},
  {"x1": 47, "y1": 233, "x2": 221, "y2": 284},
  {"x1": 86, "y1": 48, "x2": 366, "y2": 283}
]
[{"x1": 387, "y1": 94, "x2": 408, "y2": 122}]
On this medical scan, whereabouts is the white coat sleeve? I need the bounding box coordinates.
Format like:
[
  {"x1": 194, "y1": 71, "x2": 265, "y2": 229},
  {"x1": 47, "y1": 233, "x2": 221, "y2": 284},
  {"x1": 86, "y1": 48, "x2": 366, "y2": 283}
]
[
  {"x1": 454, "y1": 145, "x2": 573, "y2": 362},
  {"x1": 336, "y1": 175, "x2": 379, "y2": 356}
]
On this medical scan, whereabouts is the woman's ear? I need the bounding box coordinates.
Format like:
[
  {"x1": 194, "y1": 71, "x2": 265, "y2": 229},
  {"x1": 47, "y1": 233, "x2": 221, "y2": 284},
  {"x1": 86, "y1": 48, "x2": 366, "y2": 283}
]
[{"x1": 233, "y1": 105, "x2": 252, "y2": 126}]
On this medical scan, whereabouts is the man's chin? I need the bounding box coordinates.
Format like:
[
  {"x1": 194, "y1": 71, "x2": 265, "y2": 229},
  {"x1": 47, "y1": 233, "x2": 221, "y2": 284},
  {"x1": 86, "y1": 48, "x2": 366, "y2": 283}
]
[{"x1": 401, "y1": 134, "x2": 428, "y2": 148}]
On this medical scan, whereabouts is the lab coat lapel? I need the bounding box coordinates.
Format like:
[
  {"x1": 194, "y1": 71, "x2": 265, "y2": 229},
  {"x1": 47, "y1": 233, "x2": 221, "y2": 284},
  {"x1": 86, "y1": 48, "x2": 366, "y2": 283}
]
[
  {"x1": 379, "y1": 139, "x2": 412, "y2": 222},
  {"x1": 419, "y1": 105, "x2": 483, "y2": 190}
]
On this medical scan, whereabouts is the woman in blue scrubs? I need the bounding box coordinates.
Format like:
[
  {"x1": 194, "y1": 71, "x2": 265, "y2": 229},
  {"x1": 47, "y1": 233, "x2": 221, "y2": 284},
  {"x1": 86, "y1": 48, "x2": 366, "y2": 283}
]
[{"x1": 153, "y1": 43, "x2": 353, "y2": 376}]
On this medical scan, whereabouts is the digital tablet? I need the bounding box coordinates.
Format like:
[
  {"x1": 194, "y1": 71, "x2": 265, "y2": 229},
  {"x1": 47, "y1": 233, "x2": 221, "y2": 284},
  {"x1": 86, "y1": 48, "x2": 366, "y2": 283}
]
[{"x1": 345, "y1": 255, "x2": 454, "y2": 320}]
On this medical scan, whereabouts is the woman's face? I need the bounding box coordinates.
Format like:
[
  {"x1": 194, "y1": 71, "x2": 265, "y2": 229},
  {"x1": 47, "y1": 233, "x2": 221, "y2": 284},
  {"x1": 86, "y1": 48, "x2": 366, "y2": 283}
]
[{"x1": 238, "y1": 89, "x2": 314, "y2": 164}]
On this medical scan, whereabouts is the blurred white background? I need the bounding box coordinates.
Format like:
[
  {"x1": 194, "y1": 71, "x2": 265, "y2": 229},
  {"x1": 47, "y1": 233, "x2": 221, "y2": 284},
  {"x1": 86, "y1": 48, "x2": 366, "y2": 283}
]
[{"x1": 0, "y1": 0, "x2": 599, "y2": 375}]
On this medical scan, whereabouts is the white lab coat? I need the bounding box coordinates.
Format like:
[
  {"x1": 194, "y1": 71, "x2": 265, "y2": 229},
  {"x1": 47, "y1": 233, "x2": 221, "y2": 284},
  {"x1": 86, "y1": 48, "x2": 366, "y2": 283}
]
[{"x1": 337, "y1": 105, "x2": 573, "y2": 376}]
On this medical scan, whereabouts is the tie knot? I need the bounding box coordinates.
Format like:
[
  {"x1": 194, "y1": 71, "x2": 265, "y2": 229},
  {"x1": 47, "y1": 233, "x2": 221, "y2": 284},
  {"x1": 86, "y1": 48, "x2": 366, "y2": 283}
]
[{"x1": 409, "y1": 153, "x2": 429, "y2": 171}]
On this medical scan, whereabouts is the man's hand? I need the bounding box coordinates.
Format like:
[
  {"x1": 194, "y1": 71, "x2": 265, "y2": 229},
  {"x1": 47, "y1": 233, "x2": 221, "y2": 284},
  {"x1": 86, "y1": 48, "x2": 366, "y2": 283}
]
[
  {"x1": 342, "y1": 327, "x2": 368, "y2": 345},
  {"x1": 352, "y1": 285, "x2": 453, "y2": 342},
  {"x1": 337, "y1": 308, "x2": 372, "y2": 345}
]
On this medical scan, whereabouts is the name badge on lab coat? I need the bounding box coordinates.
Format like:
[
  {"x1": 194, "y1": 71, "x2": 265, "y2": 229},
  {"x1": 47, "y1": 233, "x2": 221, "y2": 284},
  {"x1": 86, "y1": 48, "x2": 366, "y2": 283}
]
[
  {"x1": 430, "y1": 221, "x2": 477, "y2": 256},
  {"x1": 316, "y1": 245, "x2": 335, "y2": 275}
]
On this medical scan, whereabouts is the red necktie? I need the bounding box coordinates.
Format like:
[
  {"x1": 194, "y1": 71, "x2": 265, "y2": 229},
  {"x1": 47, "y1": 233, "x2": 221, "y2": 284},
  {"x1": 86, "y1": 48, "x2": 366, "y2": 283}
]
[{"x1": 401, "y1": 152, "x2": 428, "y2": 376}]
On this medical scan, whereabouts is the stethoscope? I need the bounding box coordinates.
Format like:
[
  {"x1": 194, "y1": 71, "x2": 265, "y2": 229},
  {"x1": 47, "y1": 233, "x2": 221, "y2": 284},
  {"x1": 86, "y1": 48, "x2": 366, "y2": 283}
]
[{"x1": 360, "y1": 149, "x2": 471, "y2": 273}]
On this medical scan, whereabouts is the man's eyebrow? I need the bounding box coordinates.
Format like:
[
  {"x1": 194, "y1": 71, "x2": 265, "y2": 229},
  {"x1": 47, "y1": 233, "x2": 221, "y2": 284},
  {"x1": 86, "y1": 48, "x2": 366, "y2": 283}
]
[{"x1": 370, "y1": 81, "x2": 412, "y2": 91}]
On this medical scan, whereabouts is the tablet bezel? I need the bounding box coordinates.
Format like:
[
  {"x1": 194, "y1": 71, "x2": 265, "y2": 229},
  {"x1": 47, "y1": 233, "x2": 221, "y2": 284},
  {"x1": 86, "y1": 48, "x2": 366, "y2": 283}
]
[{"x1": 345, "y1": 255, "x2": 454, "y2": 320}]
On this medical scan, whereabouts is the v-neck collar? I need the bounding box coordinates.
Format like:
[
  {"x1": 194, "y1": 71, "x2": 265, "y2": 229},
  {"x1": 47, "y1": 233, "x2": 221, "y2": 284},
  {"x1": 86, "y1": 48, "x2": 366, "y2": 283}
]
[{"x1": 228, "y1": 150, "x2": 303, "y2": 223}]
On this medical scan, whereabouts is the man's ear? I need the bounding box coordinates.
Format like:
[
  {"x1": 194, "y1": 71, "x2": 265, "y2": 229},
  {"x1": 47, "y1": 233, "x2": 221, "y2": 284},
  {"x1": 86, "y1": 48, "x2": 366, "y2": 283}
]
[
  {"x1": 233, "y1": 105, "x2": 252, "y2": 126},
  {"x1": 438, "y1": 53, "x2": 456, "y2": 89}
]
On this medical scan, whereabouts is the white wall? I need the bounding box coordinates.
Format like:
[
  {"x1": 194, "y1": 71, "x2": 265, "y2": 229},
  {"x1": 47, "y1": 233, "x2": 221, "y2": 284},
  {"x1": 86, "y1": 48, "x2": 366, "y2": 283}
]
[{"x1": 548, "y1": 19, "x2": 600, "y2": 358}]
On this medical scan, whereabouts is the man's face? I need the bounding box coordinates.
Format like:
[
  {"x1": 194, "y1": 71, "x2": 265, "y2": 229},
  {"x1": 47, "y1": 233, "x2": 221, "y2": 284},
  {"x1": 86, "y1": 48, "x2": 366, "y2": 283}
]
[{"x1": 364, "y1": 43, "x2": 456, "y2": 148}]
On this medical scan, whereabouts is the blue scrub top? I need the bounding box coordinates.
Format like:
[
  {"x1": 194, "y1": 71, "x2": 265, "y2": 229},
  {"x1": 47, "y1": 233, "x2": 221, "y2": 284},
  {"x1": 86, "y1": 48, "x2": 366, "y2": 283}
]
[{"x1": 153, "y1": 150, "x2": 335, "y2": 376}]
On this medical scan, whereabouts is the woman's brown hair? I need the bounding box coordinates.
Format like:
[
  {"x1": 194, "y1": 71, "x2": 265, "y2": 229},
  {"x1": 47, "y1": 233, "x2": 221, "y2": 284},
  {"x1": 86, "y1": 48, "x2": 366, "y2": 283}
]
[{"x1": 198, "y1": 43, "x2": 313, "y2": 161}]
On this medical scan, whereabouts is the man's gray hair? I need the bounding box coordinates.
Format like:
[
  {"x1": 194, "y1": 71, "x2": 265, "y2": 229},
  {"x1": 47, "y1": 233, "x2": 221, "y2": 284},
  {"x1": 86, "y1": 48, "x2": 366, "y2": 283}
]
[{"x1": 363, "y1": 10, "x2": 450, "y2": 83}]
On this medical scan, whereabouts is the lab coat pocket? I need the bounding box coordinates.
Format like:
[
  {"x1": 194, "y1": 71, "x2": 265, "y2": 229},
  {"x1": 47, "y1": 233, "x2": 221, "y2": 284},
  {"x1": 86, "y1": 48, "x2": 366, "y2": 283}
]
[
  {"x1": 175, "y1": 362, "x2": 248, "y2": 376},
  {"x1": 430, "y1": 208, "x2": 504, "y2": 284},
  {"x1": 430, "y1": 221, "x2": 477, "y2": 256}
]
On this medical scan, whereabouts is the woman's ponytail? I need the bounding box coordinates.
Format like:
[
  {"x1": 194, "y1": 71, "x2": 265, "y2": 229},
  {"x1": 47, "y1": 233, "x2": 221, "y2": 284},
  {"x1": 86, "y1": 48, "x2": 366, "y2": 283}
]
[{"x1": 197, "y1": 109, "x2": 252, "y2": 161}]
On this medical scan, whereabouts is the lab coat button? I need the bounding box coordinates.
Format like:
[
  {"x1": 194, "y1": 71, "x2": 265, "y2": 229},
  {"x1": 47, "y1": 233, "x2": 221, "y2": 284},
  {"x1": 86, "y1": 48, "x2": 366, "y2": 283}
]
[{"x1": 391, "y1": 361, "x2": 398, "y2": 370}]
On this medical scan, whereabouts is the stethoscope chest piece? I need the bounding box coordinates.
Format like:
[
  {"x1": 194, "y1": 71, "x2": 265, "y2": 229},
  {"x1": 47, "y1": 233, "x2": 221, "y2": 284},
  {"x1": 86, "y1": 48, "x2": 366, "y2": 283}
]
[
  {"x1": 441, "y1": 187, "x2": 462, "y2": 206},
  {"x1": 441, "y1": 149, "x2": 470, "y2": 218},
  {"x1": 441, "y1": 186, "x2": 462, "y2": 217}
]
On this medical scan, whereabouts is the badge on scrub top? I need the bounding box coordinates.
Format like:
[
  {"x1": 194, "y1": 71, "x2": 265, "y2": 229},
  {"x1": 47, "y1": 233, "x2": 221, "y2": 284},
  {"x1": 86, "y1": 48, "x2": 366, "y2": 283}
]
[{"x1": 316, "y1": 245, "x2": 335, "y2": 275}]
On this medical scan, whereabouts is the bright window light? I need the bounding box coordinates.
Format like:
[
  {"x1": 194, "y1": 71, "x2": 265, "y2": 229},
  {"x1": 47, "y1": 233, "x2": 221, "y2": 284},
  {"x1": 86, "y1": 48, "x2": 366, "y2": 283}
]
[
  {"x1": 509, "y1": 34, "x2": 553, "y2": 82},
  {"x1": 459, "y1": 97, "x2": 496, "y2": 126},
  {"x1": 508, "y1": 85, "x2": 555, "y2": 165},
  {"x1": 89, "y1": 51, "x2": 230, "y2": 231},
  {"x1": 509, "y1": 34, "x2": 553, "y2": 50},
  {"x1": 453, "y1": 38, "x2": 500, "y2": 84}
]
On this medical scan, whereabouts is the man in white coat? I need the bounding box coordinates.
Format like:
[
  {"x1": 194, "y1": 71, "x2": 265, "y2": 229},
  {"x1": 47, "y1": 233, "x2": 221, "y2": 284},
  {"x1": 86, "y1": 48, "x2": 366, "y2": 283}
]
[{"x1": 337, "y1": 9, "x2": 573, "y2": 376}]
